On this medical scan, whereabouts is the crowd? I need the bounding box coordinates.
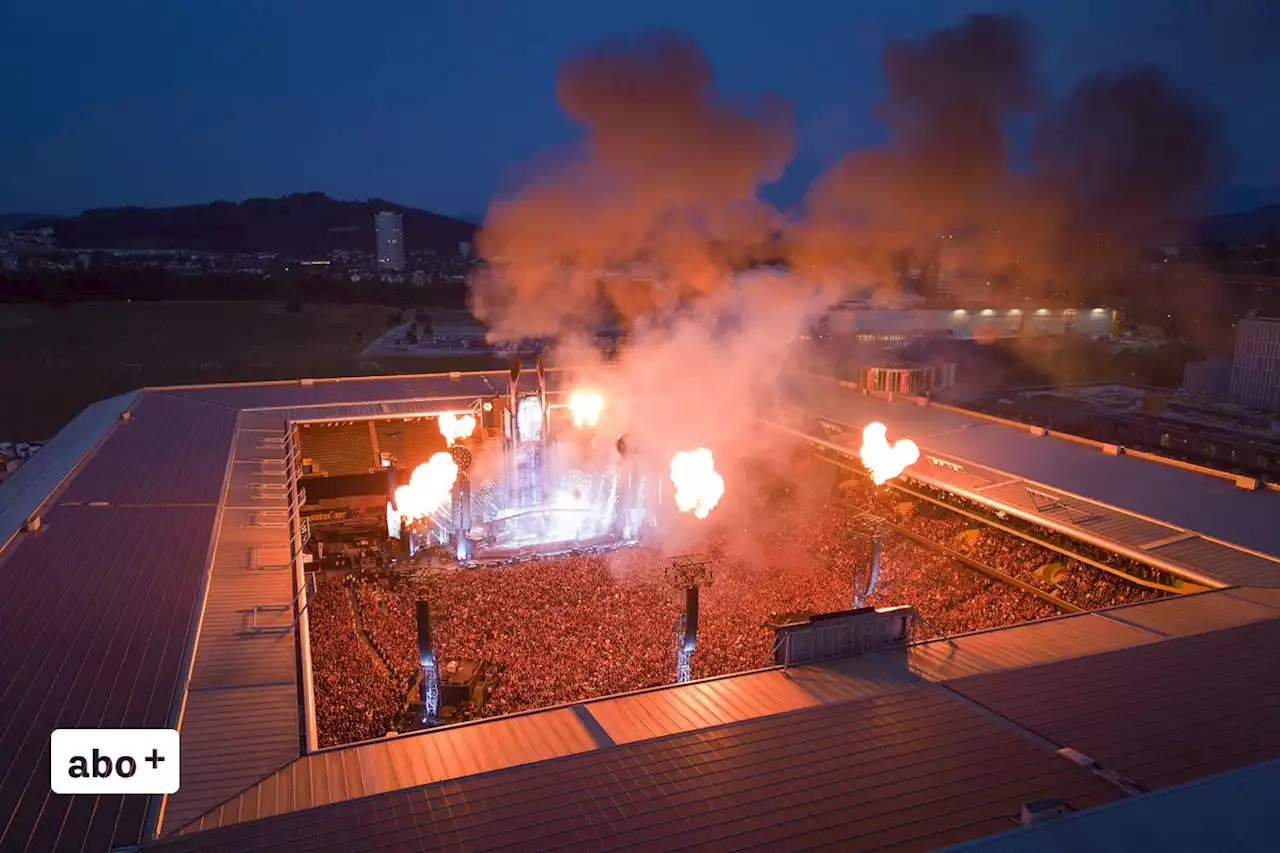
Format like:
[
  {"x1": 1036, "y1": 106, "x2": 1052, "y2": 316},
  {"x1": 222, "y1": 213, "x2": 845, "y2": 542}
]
[
  {"x1": 307, "y1": 578, "x2": 405, "y2": 747},
  {"x1": 308, "y1": 483, "x2": 1168, "y2": 746},
  {"x1": 839, "y1": 479, "x2": 1168, "y2": 610}
]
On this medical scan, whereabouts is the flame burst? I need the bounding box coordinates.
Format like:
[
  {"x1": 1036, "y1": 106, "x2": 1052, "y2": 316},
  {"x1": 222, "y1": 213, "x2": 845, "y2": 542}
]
[
  {"x1": 393, "y1": 452, "x2": 459, "y2": 521},
  {"x1": 669, "y1": 448, "x2": 725, "y2": 520},
  {"x1": 859, "y1": 422, "x2": 920, "y2": 485},
  {"x1": 568, "y1": 391, "x2": 606, "y2": 428},
  {"x1": 438, "y1": 412, "x2": 477, "y2": 446}
]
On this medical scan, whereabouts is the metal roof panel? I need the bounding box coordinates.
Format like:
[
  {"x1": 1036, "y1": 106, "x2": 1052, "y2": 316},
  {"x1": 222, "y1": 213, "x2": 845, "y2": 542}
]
[
  {"x1": 0, "y1": 390, "x2": 137, "y2": 550},
  {"x1": 941, "y1": 758, "x2": 1280, "y2": 853},
  {"x1": 181, "y1": 706, "x2": 597, "y2": 834},
  {"x1": 907, "y1": 613, "x2": 1158, "y2": 682},
  {"x1": 58, "y1": 392, "x2": 237, "y2": 506},
  {"x1": 0, "y1": 504, "x2": 217, "y2": 853},
  {"x1": 584, "y1": 669, "x2": 819, "y2": 744},
  {"x1": 1100, "y1": 589, "x2": 1280, "y2": 638},
  {"x1": 950, "y1": 619, "x2": 1280, "y2": 791},
  {"x1": 151, "y1": 687, "x2": 1118, "y2": 853}
]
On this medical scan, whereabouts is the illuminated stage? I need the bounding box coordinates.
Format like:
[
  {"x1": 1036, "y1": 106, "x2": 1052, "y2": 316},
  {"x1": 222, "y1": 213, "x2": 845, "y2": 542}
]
[{"x1": 388, "y1": 359, "x2": 654, "y2": 565}]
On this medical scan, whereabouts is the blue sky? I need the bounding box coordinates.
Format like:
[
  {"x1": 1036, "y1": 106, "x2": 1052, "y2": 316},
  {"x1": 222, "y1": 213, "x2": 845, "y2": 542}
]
[{"x1": 2, "y1": 0, "x2": 1276, "y2": 217}]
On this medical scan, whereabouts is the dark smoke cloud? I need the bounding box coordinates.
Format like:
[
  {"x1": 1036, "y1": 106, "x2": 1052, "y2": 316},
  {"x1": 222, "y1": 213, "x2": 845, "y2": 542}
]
[
  {"x1": 476, "y1": 16, "x2": 1229, "y2": 329},
  {"x1": 473, "y1": 30, "x2": 794, "y2": 339},
  {"x1": 792, "y1": 14, "x2": 1038, "y2": 286},
  {"x1": 466, "y1": 15, "x2": 1232, "y2": 552},
  {"x1": 793, "y1": 14, "x2": 1229, "y2": 295},
  {"x1": 1028, "y1": 68, "x2": 1228, "y2": 258}
]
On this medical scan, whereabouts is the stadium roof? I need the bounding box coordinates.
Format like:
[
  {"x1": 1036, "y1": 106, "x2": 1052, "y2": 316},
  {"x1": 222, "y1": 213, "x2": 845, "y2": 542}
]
[
  {"x1": 150, "y1": 588, "x2": 1280, "y2": 852},
  {"x1": 941, "y1": 759, "x2": 1280, "y2": 853},
  {"x1": 782, "y1": 374, "x2": 1280, "y2": 588},
  {"x1": 2, "y1": 368, "x2": 1280, "y2": 852}
]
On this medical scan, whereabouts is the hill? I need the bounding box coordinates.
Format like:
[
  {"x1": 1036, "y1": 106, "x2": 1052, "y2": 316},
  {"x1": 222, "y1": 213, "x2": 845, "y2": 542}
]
[
  {"x1": 0, "y1": 212, "x2": 47, "y2": 231},
  {"x1": 1195, "y1": 203, "x2": 1280, "y2": 244},
  {"x1": 28, "y1": 193, "x2": 476, "y2": 256}
]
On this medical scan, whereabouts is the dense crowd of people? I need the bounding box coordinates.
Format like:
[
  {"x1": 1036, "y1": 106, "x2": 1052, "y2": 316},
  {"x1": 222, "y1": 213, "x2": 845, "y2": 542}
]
[
  {"x1": 839, "y1": 479, "x2": 1168, "y2": 609},
  {"x1": 308, "y1": 579, "x2": 405, "y2": 747},
  {"x1": 307, "y1": 482, "x2": 1181, "y2": 746}
]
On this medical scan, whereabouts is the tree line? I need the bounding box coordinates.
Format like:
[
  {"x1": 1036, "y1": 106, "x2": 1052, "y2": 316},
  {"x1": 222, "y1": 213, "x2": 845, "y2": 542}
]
[{"x1": 0, "y1": 268, "x2": 471, "y2": 311}]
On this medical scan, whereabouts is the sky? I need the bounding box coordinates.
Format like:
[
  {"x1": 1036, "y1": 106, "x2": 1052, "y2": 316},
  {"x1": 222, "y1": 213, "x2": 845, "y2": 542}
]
[{"x1": 2, "y1": 0, "x2": 1277, "y2": 218}]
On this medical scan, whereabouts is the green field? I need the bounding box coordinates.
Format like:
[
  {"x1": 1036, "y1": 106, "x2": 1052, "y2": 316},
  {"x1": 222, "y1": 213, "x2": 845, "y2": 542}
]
[{"x1": 0, "y1": 302, "x2": 502, "y2": 440}]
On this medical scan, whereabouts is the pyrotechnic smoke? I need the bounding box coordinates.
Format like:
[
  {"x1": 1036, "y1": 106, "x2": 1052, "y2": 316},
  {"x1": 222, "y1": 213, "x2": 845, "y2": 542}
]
[
  {"x1": 669, "y1": 448, "x2": 725, "y2": 520},
  {"x1": 858, "y1": 422, "x2": 920, "y2": 486},
  {"x1": 469, "y1": 16, "x2": 1230, "y2": 548},
  {"x1": 394, "y1": 452, "x2": 459, "y2": 521},
  {"x1": 793, "y1": 14, "x2": 1227, "y2": 293},
  {"x1": 473, "y1": 30, "x2": 795, "y2": 339},
  {"x1": 794, "y1": 14, "x2": 1037, "y2": 286}
]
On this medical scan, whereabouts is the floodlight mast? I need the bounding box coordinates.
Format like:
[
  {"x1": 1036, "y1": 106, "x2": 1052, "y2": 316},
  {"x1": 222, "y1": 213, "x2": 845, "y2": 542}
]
[{"x1": 417, "y1": 600, "x2": 439, "y2": 723}]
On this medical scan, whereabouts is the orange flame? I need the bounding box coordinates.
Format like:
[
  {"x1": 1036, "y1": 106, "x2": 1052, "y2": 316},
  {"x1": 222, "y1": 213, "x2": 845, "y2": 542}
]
[
  {"x1": 568, "y1": 390, "x2": 606, "y2": 428},
  {"x1": 393, "y1": 452, "x2": 459, "y2": 520},
  {"x1": 669, "y1": 447, "x2": 725, "y2": 519},
  {"x1": 438, "y1": 412, "x2": 477, "y2": 446},
  {"x1": 859, "y1": 422, "x2": 919, "y2": 485}
]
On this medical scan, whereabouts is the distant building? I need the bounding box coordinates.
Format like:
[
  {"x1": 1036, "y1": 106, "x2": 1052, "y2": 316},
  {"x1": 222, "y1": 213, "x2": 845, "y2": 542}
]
[
  {"x1": 1181, "y1": 357, "x2": 1232, "y2": 399},
  {"x1": 458, "y1": 241, "x2": 470, "y2": 260},
  {"x1": 817, "y1": 305, "x2": 1116, "y2": 343},
  {"x1": 1229, "y1": 316, "x2": 1280, "y2": 411},
  {"x1": 375, "y1": 211, "x2": 405, "y2": 271}
]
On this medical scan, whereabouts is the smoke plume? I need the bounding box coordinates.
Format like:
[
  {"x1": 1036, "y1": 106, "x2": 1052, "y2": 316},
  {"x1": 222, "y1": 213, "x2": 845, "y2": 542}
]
[
  {"x1": 473, "y1": 30, "x2": 795, "y2": 339},
  {"x1": 793, "y1": 14, "x2": 1227, "y2": 295},
  {"x1": 467, "y1": 16, "x2": 1231, "y2": 548},
  {"x1": 792, "y1": 14, "x2": 1038, "y2": 287}
]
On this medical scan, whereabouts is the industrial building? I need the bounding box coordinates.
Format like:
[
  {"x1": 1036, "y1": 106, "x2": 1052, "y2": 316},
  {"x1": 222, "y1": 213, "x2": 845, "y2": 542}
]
[{"x1": 819, "y1": 305, "x2": 1117, "y2": 342}]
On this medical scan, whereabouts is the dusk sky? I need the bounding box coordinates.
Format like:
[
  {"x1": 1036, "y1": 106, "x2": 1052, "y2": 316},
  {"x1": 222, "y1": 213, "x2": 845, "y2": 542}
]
[{"x1": 3, "y1": 0, "x2": 1276, "y2": 218}]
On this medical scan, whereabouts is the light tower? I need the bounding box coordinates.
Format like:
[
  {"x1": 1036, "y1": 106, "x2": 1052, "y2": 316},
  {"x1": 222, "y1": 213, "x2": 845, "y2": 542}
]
[
  {"x1": 849, "y1": 514, "x2": 888, "y2": 608},
  {"x1": 667, "y1": 555, "x2": 712, "y2": 683},
  {"x1": 417, "y1": 600, "x2": 438, "y2": 724}
]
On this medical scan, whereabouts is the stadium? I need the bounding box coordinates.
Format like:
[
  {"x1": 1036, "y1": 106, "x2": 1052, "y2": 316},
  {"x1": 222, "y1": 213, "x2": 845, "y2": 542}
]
[{"x1": 2, "y1": 363, "x2": 1279, "y2": 853}]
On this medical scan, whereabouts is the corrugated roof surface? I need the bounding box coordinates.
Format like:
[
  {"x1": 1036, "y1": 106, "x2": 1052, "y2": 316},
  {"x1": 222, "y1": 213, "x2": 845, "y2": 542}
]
[
  {"x1": 181, "y1": 706, "x2": 599, "y2": 834},
  {"x1": 1099, "y1": 588, "x2": 1280, "y2": 637},
  {"x1": 1145, "y1": 536, "x2": 1280, "y2": 587},
  {"x1": 784, "y1": 651, "x2": 922, "y2": 704},
  {"x1": 941, "y1": 758, "x2": 1280, "y2": 853},
  {"x1": 162, "y1": 685, "x2": 301, "y2": 837},
  {"x1": 907, "y1": 613, "x2": 1159, "y2": 682},
  {"x1": 59, "y1": 392, "x2": 238, "y2": 506},
  {"x1": 792, "y1": 378, "x2": 1280, "y2": 560},
  {"x1": 159, "y1": 412, "x2": 302, "y2": 834},
  {"x1": 270, "y1": 403, "x2": 396, "y2": 422},
  {"x1": 0, "y1": 504, "x2": 217, "y2": 853},
  {"x1": 165, "y1": 374, "x2": 502, "y2": 409},
  {"x1": 0, "y1": 390, "x2": 136, "y2": 549},
  {"x1": 150, "y1": 686, "x2": 1118, "y2": 853},
  {"x1": 950, "y1": 619, "x2": 1280, "y2": 792},
  {"x1": 584, "y1": 669, "x2": 819, "y2": 744},
  {"x1": 381, "y1": 398, "x2": 486, "y2": 416},
  {"x1": 170, "y1": 588, "x2": 1280, "y2": 844}
]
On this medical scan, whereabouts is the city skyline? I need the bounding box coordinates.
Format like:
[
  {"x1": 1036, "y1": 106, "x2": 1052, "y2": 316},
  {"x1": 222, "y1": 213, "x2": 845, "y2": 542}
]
[{"x1": 2, "y1": 1, "x2": 1277, "y2": 219}]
